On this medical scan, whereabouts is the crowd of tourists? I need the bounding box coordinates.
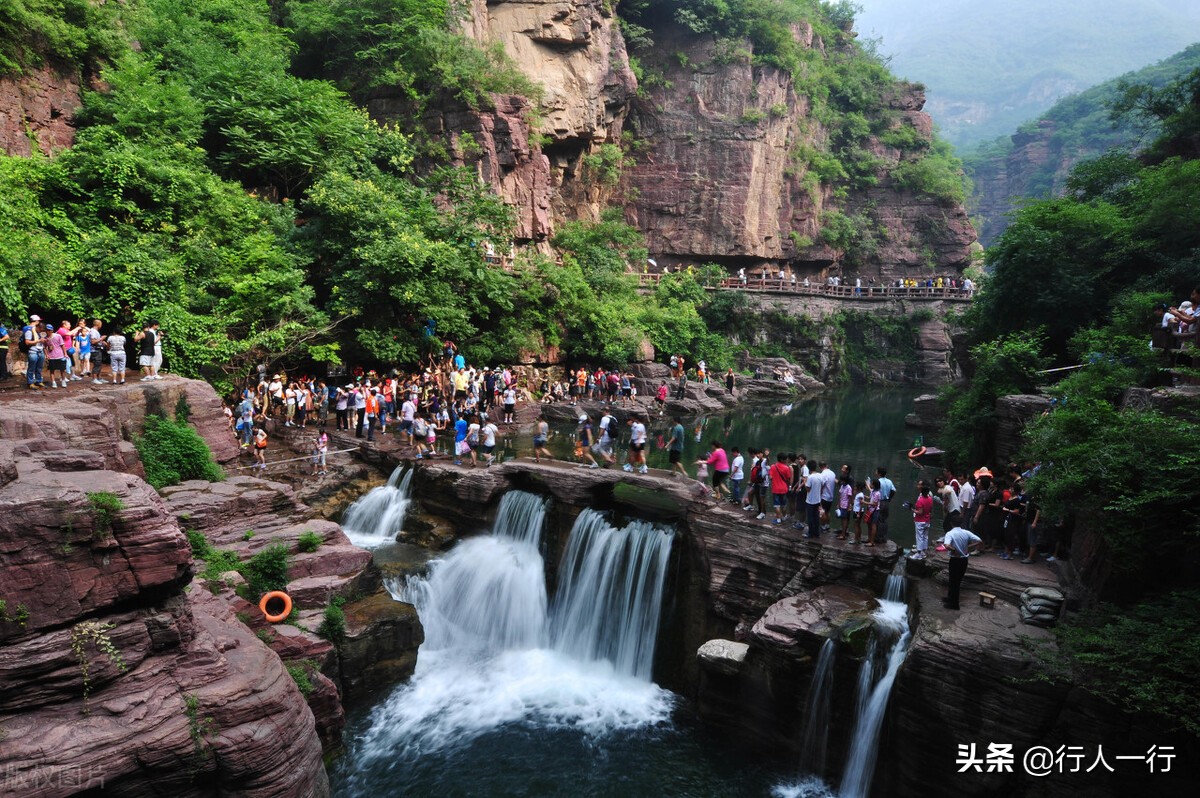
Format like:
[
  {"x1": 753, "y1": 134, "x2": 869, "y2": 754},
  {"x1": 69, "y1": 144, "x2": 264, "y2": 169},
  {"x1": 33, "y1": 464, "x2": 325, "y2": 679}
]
[{"x1": 1, "y1": 314, "x2": 164, "y2": 388}]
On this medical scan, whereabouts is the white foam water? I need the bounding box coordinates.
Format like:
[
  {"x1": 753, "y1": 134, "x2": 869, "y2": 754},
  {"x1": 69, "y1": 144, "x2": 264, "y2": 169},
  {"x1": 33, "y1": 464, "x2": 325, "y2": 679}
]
[
  {"x1": 341, "y1": 466, "x2": 412, "y2": 548},
  {"x1": 353, "y1": 493, "x2": 677, "y2": 765}
]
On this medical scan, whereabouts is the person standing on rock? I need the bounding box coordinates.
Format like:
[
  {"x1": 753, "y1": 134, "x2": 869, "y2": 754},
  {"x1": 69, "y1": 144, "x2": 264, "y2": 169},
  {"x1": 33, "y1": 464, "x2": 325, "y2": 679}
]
[
  {"x1": 874, "y1": 467, "x2": 895, "y2": 543},
  {"x1": 666, "y1": 416, "x2": 687, "y2": 477},
  {"x1": 729, "y1": 447, "x2": 745, "y2": 504},
  {"x1": 701, "y1": 441, "x2": 730, "y2": 500},
  {"x1": 935, "y1": 476, "x2": 963, "y2": 533},
  {"x1": 942, "y1": 526, "x2": 983, "y2": 609},
  {"x1": 768, "y1": 453, "x2": 792, "y2": 525},
  {"x1": 44, "y1": 323, "x2": 69, "y2": 389},
  {"x1": 135, "y1": 321, "x2": 159, "y2": 381},
  {"x1": 480, "y1": 416, "x2": 499, "y2": 466},
  {"x1": 22, "y1": 316, "x2": 46, "y2": 389},
  {"x1": 353, "y1": 383, "x2": 368, "y2": 438},
  {"x1": 627, "y1": 416, "x2": 649, "y2": 474},
  {"x1": 804, "y1": 460, "x2": 824, "y2": 538},
  {"x1": 502, "y1": 384, "x2": 517, "y2": 424},
  {"x1": 725, "y1": 368, "x2": 735, "y2": 396},
  {"x1": 909, "y1": 480, "x2": 934, "y2": 559},
  {"x1": 253, "y1": 426, "x2": 269, "y2": 470},
  {"x1": 313, "y1": 430, "x2": 328, "y2": 475}
]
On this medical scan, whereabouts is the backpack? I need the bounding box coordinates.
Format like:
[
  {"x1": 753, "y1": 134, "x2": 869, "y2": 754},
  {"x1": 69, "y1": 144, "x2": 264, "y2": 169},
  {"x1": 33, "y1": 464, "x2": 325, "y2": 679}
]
[
  {"x1": 749, "y1": 460, "x2": 763, "y2": 485},
  {"x1": 669, "y1": 355, "x2": 678, "y2": 369},
  {"x1": 18, "y1": 326, "x2": 32, "y2": 353}
]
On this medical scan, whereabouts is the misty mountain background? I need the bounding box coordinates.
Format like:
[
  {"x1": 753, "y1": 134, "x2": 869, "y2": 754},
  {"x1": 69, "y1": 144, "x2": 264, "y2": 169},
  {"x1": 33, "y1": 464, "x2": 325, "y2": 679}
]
[{"x1": 854, "y1": 0, "x2": 1200, "y2": 149}]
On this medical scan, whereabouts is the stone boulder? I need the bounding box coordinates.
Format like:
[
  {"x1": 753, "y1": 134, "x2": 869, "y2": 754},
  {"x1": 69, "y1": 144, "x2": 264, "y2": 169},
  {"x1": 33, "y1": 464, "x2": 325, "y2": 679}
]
[
  {"x1": 339, "y1": 592, "x2": 424, "y2": 701},
  {"x1": 993, "y1": 394, "x2": 1051, "y2": 462},
  {"x1": 696, "y1": 638, "x2": 749, "y2": 678},
  {"x1": 905, "y1": 393, "x2": 945, "y2": 429},
  {"x1": 749, "y1": 585, "x2": 878, "y2": 655}
]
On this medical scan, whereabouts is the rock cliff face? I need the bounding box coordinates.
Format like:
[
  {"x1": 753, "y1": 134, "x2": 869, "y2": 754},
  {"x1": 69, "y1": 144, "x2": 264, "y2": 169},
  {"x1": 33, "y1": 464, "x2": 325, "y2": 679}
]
[
  {"x1": 404, "y1": 2, "x2": 975, "y2": 277},
  {"x1": 0, "y1": 65, "x2": 80, "y2": 156},
  {"x1": 623, "y1": 24, "x2": 973, "y2": 280},
  {"x1": 968, "y1": 120, "x2": 1065, "y2": 246},
  {"x1": 0, "y1": 385, "x2": 329, "y2": 796}
]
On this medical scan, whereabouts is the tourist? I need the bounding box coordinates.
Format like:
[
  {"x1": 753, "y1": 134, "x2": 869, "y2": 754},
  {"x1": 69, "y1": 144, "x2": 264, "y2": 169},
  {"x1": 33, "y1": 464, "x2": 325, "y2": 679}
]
[
  {"x1": 999, "y1": 479, "x2": 1028, "y2": 560},
  {"x1": 533, "y1": 418, "x2": 553, "y2": 463},
  {"x1": 464, "y1": 415, "x2": 480, "y2": 467},
  {"x1": 312, "y1": 430, "x2": 328, "y2": 475},
  {"x1": 284, "y1": 382, "x2": 298, "y2": 426},
  {"x1": 851, "y1": 480, "x2": 867, "y2": 544},
  {"x1": 400, "y1": 393, "x2": 417, "y2": 444},
  {"x1": 957, "y1": 476, "x2": 976, "y2": 530},
  {"x1": 941, "y1": 526, "x2": 983, "y2": 610},
  {"x1": 597, "y1": 410, "x2": 619, "y2": 467},
  {"x1": 575, "y1": 414, "x2": 599, "y2": 469},
  {"x1": 20, "y1": 316, "x2": 44, "y2": 388},
  {"x1": 935, "y1": 476, "x2": 963, "y2": 533},
  {"x1": 699, "y1": 440, "x2": 730, "y2": 500},
  {"x1": 729, "y1": 446, "x2": 745, "y2": 504},
  {"x1": 874, "y1": 467, "x2": 895, "y2": 543},
  {"x1": 454, "y1": 413, "x2": 469, "y2": 465},
  {"x1": 909, "y1": 480, "x2": 934, "y2": 559},
  {"x1": 837, "y1": 475, "x2": 853, "y2": 540},
  {"x1": 725, "y1": 368, "x2": 735, "y2": 396},
  {"x1": 666, "y1": 416, "x2": 688, "y2": 477},
  {"x1": 335, "y1": 384, "x2": 350, "y2": 430},
  {"x1": 803, "y1": 459, "x2": 824, "y2": 538},
  {"x1": 253, "y1": 426, "x2": 269, "y2": 470},
  {"x1": 315, "y1": 381, "x2": 329, "y2": 428},
  {"x1": 628, "y1": 415, "x2": 649, "y2": 474},
  {"x1": 865, "y1": 478, "x2": 881, "y2": 546},
  {"x1": 655, "y1": 381, "x2": 668, "y2": 414},
  {"x1": 480, "y1": 416, "x2": 499, "y2": 466},
  {"x1": 353, "y1": 383, "x2": 368, "y2": 438},
  {"x1": 768, "y1": 453, "x2": 792, "y2": 525},
  {"x1": 502, "y1": 383, "x2": 517, "y2": 423},
  {"x1": 819, "y1": 460, "x2": 836, "y2": 529},
  {"x1": 135, "y1": 321, "x2": 160, "y2": 381},
  {"x1": 44, "y1": 322, "x2": 69, "y2": 389},
  {"x1": 73, "y1": 320, "x2": 93, "y2": 383},
  {"x1": 365, "y1": 387, "x2": 380, "y2": 442},
  {"x1": 55, "y1": 320, "x2": 78, "y2": 382},
  {"x1": 97, "y1": 326, "x2": 122, "y2": 386}
]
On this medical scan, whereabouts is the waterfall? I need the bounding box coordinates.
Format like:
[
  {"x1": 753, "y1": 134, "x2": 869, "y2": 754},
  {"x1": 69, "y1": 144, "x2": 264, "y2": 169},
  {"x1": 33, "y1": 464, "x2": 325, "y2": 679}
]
[
  {"x1": 350, "y1": 492, "x2": 676, "y2": 765},
  {"x1": 550, "y1": 510, "x2": 674, "y2": 680},
  {"x1": 839, "y1": 572, "x2": 912, "y2": 798},
  {"x1": 342, "y1": 465, "x2": 413, "y2": 548},
  {"x1": 799, "y1": 638, "x2": 836, "y2": 776}
]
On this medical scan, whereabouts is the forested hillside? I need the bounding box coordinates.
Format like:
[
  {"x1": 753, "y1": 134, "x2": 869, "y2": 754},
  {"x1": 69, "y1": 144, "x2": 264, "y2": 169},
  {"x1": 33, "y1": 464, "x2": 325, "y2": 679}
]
[
  {"x1": 964, "y1": 44, "x2": 1200, "y2": 245},
  {"x1": 856, "y1": 0, "x2": 1200, "y2": 147},
  {"x1": 938, "y1": 61, "x2": 1200, "y2": 731},
  {"x1": 0, "y1": 0, "x2": 970, "y2": 388}
]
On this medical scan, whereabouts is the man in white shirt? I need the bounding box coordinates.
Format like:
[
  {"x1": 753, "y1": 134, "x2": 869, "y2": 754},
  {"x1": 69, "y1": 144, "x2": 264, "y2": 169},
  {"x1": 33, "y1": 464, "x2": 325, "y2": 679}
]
[
  {"x1": 820, "y1": 462, "x2": 836, "y2": 526},
  {"x1": 935, "y1": 476, "x2": 963, "y2": 532},
  {"x1": 480, "y1": 419, "x2": 499, "y2": 466},
  {"x1": 628, "y1": 417, "x2": 649, "y2": 474},
  {"x1": 597, "y1": 412, "x2": 618, "y2": 466},
  {"x1": 942, "y1": 527, "x2": 983, "y2": 610},
  {"x1": 804, "y1": 461, "x2": 824, "y2": 539},
  {"x1": 957, "y1": 478, "x2": 976, "y2": 530},
  {"x1": 400, "y1": 397, "x2": 417, "y2": 444},
  {"x1": 730, "y1": 447, "x2": 745, "y2": 504}
]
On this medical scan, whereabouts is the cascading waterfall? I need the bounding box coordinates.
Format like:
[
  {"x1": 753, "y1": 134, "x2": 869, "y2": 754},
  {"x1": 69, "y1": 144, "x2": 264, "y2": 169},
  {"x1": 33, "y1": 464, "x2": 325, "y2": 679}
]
[
  {"x1": 839, "y1": 570, "x2": 912, "y2": 798},
  {"x1": 347, "y1": 492, "x2": 677, "y2": 775},
  {"x1": 550, "y1": 510, "x2": 674, "y2": 680},
  {"x1": 799, "y1": 638, "x2": 837, "y2": 777},
  {"x1": 341, "y1": 466, "x2": 413, "y2": 548}
]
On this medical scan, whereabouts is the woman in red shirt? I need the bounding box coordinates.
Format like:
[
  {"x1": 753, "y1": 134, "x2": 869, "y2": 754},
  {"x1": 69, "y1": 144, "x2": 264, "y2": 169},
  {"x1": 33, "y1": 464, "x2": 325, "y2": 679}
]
[{"x1": 911, "y1": 480, "x2": 934, "y2": 559}]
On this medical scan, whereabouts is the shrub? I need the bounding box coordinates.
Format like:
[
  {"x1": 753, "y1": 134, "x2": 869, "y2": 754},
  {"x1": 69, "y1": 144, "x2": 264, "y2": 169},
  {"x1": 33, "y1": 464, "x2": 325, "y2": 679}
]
[
  {"x1": 243, "y1": 544, "x2": 290, "y2": 598},
  {"x1": 316, "y1": 603, "x2": 346, "y2": 645},
  {"x1": 87, "y1": 492, "x2": 125, "y2": 539},
  {"x1": 296, "y1": 531, "x2": 323, "y2": 553},
  {"x1": 135, "y1": 415, "x2": 225, "y2": 490},
  {"x1": 286, "y1": 661, "x2": 317, "y2": 697}
]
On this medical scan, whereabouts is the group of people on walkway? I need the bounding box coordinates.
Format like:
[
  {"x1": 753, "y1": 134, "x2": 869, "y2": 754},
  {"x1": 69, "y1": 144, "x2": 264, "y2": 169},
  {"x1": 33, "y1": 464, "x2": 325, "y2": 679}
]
[{"x1": 2, "y1": 315, "x2": 164, "y2": 389}]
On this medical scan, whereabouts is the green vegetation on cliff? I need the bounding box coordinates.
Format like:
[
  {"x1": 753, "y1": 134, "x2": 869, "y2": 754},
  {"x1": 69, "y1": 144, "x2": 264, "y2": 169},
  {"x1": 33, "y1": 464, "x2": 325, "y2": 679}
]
[
  {"x1": 951, "y1": 64, "x2": 1200, "y2": 732},
  {"x1": 963, "y1": 43, "x2": 1200, "y2": 240}
]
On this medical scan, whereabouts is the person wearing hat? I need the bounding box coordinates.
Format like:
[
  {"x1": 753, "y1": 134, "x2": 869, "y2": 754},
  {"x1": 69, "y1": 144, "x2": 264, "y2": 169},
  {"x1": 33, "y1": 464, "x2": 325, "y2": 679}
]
[{"x1": 22, "y1": 315, "x2": 46, "y2": 389}]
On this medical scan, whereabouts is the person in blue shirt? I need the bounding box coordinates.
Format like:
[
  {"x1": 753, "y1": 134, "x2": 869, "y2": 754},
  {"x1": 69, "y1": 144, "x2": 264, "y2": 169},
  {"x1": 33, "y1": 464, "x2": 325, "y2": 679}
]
[
  {"x1": 0, "y1": 323, "x2": 9, "y2": 380},
  {"x1": 453, "y1": 352, "x2": 466, "y2": 371},
  {"x1": 453, "y1": 416, "x2": 469, "y2": 465}
]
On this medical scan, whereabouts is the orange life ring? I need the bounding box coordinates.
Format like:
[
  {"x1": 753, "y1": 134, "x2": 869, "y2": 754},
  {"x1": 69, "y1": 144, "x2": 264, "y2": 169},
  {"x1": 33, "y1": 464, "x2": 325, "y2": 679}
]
[
  {"x1": 908, "y1": 446, "x2": 927, "y2": 459},
  {"x1": 259, "y1": 591, "x2": 292, "y2": 623}
]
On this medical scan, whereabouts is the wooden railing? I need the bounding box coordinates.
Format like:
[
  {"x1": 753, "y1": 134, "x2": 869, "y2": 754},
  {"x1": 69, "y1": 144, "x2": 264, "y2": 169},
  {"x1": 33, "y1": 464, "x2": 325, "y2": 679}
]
[{"x1": 635, "y1": 272, "x2": 974, "y2": 301}]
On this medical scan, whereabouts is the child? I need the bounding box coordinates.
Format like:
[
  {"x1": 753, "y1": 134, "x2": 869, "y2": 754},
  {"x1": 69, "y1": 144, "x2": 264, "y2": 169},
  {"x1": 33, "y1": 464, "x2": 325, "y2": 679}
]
[
  {"x1": 865, "y1": 478, "x2": 881, "y2": 547},
  {"x1": 851, "y1": 480, "x2": 867, "y2": 544},
  {"x1": 694, "y1": 448, "x2": 712, "y2": 498},
  {"x1": 837, "y1": 475, "x2": 853, "y2": 540}
]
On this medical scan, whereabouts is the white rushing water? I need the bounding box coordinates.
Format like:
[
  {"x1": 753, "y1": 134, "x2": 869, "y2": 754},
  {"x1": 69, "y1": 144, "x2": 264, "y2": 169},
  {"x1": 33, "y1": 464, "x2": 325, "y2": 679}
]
[
  {"x1": 799, "y1": 638, "x2": 837, "y2": 777},
  {"x1": 357, "y1": 493, "x2": 677, "y2": 762},
  {"x1": 839, "y1": 572, "x2": 912, "y2": 798},
  {"x1": 341, "y1": 466, "x2": 413, "y2": 548}
]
